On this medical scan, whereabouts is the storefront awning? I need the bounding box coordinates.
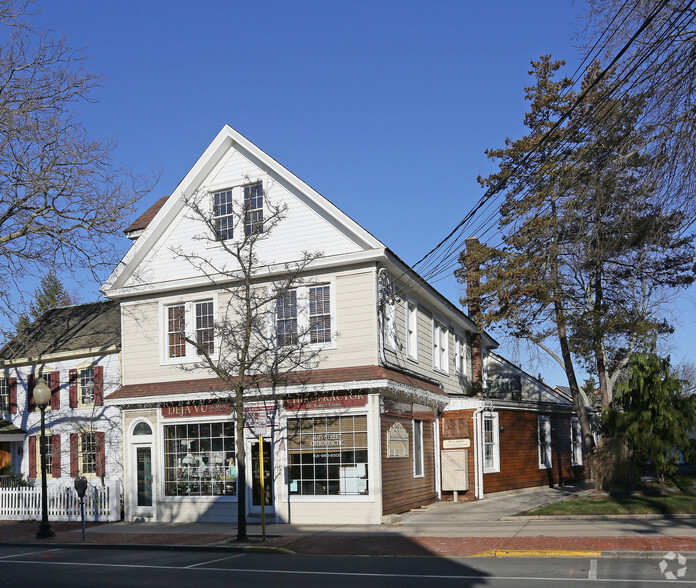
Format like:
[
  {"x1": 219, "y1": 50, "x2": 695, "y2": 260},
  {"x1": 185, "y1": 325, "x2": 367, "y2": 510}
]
[{"x1": 106, "y1": 365, "x2": 447, "y2": 406}]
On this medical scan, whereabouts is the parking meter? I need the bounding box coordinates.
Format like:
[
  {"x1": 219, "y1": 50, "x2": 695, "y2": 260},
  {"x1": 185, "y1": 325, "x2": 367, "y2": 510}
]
[{"x1": 74, "y1": 476, "x2": 88, "y2": 540}]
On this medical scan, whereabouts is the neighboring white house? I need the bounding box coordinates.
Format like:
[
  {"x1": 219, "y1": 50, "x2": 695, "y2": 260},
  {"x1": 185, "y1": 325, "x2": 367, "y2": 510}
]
[
  {"x1": 0, "y1": 301, "x2": 122, "y2": 493},
  {"x1": 101, "y1": 125, "x2": 582, "y2": 525}
]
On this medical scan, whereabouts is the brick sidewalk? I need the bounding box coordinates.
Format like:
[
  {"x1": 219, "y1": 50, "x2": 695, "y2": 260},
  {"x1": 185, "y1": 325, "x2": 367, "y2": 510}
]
[{"x1": 4, "y1": 521, "x2": 696, "y2": 557}]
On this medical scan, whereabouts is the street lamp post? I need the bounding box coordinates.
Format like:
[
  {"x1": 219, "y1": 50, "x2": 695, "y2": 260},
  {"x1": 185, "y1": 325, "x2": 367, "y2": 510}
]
[{"x1": 33, "y1": 378, "x2": 55, "y2": 539}]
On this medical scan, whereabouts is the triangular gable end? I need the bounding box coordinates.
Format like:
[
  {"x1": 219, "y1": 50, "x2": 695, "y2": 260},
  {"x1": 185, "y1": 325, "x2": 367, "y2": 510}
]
[{"x1": 103, "y1": 125, "x2": 385, "y2": 296}]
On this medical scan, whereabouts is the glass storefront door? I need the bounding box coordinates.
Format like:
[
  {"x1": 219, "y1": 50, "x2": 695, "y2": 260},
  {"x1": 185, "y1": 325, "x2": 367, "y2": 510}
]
[{"x1": 249, "y1": 439, "x2": 273, "y2": 511}]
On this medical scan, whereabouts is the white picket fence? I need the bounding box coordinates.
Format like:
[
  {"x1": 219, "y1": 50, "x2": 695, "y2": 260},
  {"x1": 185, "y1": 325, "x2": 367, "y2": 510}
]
[{"x1": 0, "y1": 481, "x2": 121, "y2": 522}]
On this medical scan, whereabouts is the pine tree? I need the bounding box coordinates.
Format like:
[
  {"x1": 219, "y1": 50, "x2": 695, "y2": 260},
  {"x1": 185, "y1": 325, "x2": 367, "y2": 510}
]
[
  {"x1": 606, "y1": 351, "x2": 696, "y2": 483},
  {"x1": 17, "y1": 272, "x2": 75, "y2": 331}
]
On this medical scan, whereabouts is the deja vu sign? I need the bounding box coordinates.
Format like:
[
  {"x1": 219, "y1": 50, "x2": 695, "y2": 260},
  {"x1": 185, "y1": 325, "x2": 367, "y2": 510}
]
[{"x1": 161, "y1": 404, "x2": 232, "y2": 418}]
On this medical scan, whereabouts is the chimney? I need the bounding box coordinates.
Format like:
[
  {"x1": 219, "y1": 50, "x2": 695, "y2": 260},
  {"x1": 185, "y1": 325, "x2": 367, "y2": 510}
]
[{"x1": 465, "y1": 238, "x2": 483, "y2": 396}]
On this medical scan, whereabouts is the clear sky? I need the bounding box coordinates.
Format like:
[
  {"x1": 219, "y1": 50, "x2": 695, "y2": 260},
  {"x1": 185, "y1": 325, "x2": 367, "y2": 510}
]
[{"x1": 33, "y1": 0, "x2": 694, "y2": 384}]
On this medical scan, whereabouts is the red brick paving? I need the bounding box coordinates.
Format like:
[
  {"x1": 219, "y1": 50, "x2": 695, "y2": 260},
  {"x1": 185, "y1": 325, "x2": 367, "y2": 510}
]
[{"x1": 3, "y1": 521, "x2": 696, "y2": 556}]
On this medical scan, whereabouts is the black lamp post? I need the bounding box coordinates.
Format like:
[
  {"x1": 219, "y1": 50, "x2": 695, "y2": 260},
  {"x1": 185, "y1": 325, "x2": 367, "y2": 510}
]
[{"x1": 33, "y1": 379, "x2": 55, "y2": 538}]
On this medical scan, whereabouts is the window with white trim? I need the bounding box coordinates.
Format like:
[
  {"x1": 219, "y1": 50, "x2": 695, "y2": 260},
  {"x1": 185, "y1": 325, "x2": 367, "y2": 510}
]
[
  {"x1": 163, "y1": 299, "x2": 216, "y2": 362},
  {"x1": 538, "y1": 415, "x2": 552, "y2": 469},
  {"x1": 406, "y1": 301, "x2": 418, "y2": 360},
  {"x1": 0, "y1": 379, "x2": 8, "y2": 412},
  {"x1": 213, "y1": 189, "x2": 234, "y2": 241},
  {"x1": 287, "y1": 415, "x2": 368, "y2": 495},
  {"x1": 309, "y1": 285, "x2": 331, "y2": 344},
  {"x1": 163, "y1": 421, "x2": 237, "y2": 497},
  {"x1": 275, "y1": 285, "x2": 333, "y2": 348},
  {"x1": 413, "y1": 420, "x2": 424, "y2": 477},
  {"x1": 482, "y1": 413, "x2": 500, "y2": 472},
  {"x1": 79, "y1": 432, "x2": 97, "y2": 476},
  {"x1": 79, "y1": 368, "x2": 95, "y2": 406},
  {"x1": 455, "y1": 333, "x2": 467, "y2": 376},
  {"x1": 35, "y1": 432, "x2": 53, "y2": 479},
  {"x1": 276, "y1": 290, "x2": 298, "y2": 346},
  {"x1": 244, "y1": 182, "x2": 264, "y2": 236},
  {"x1": 570, "y1": 417, "x2": 583, "y2": 466},
  {"x1": 432, "y1": 320, "x2": 448, "y2": 373}
]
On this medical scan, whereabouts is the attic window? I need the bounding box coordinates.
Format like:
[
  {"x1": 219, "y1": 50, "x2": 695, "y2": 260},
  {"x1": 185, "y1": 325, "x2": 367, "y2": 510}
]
[
  {"x1": 213, "y1": 190, "x2": 234, "y2": 241},
  {"x1": 244, "y1": 183, "x2": 263, "y2": 236}
]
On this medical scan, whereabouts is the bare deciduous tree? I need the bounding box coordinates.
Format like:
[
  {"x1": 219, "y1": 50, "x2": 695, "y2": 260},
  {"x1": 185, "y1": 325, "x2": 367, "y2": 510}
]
[
  {"x1": 0, "y1": 0, "x2": 152, "y2": 337},
  {"x1": 171, "y1": 183, "x2": 324, "y2": 541}
]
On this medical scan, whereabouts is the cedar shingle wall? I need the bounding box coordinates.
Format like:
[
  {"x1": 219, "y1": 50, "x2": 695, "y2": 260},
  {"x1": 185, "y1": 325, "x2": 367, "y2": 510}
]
[{"x1": 381, "y1": 415, "x2": 437, "y2": 515}]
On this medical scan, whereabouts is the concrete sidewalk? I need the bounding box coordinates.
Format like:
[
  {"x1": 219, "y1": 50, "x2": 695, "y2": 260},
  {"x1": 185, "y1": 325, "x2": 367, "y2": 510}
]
[{"x1": 3, "y1": 485, "x2": 696, "y2": 557}]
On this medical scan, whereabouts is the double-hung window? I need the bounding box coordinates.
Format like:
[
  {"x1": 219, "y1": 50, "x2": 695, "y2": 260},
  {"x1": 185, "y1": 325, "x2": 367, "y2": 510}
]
[
  {"x1": 406, "y1": 301, "x2": 418, "y2": 360},
  {"x1": 276, "y1": 285, "x2": 333, "y2": 347},
  {"x1": 80, "y1": 432, "x2": 97, "y2": 475},
  {"x1": 482, "y1": 413, "x2": 500, "y2": 472},
  {"x1": 163, "y1": 299, "x2": 216, "y2": 362},
  {"x1": 570, "y1": 417, "x2": 583, "y2": 466},
  {"x1": 455, "y1": 333, "x2": 467, "y2": 376},
  {"x1": 244, "y1": 183, "x2": 264, "y2": 236},
  {"x1": 538, "y1": 415, "x2": 552, "y2": 469},
  {"x1": 195, "y1": 300, "x2": 215, "y2": 355},
  {"x1": 276, "y1": 291, "x2": 298, "y2": 346},
  {"x1": 213, "y1": 189, "x2": 235, "y2": 241},
  {"x1": 309, "y1": 286, "x2": 331, "y2": 344},
  {"x1": 433, "y1": 320, "x2": 448, "y2": 373},
  {"x1": 0, "y1": 379, "x2": 8, "y2": 412},
  {"x1": 80, "y1": 368, "x2": 95, "y2": 405}
]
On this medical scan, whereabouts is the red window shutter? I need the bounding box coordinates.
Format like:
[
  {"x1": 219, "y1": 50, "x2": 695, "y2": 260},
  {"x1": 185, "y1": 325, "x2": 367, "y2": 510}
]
[
  {"x1": 68, "y1": 369, "x2": 77, "y2": 408},
  {"x1": 28, "y1": 435, "x2": 36, "y2": 478},
  {"x1": 94, "y1": 366, "x2": 104, "y2": 406},
  {"x1": 8, "y1": 377, "x2": 16, "y2": 414},
  {"x1": 70, "y1": 433, "x2": 79, "y2": 477},
  {"x1": 51, "y1": 434, "x2": 61, "y2": 478},
  {"x1": 96, "y1": 432, "x2": 106, "y2": 477},
  {"x1": 28, "y1": 374, "x2": 35, "y2": 412},
  {"x1": 50, "y1": 371, "x2": 60, "y2": 410}
]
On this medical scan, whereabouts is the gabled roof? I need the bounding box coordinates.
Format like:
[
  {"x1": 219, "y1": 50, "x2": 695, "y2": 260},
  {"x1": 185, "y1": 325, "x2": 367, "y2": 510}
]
[
  {"x1": 103, "y1": 125, "x2": 386, "y2": 296},
  {"x1": 0, "y1": 301, "x2": 120, "y2": 362},
  {"x1": 123, "y1": 195, "x2": 168, "y2": 236}
]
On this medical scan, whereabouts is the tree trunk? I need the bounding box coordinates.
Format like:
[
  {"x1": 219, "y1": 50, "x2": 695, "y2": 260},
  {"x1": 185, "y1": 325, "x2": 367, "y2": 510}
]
[
  {"x1": 235, "y1": 388, "x2": 247, "y2": 541},
  {"x1": 554, "y1": 297, "x2": 595, "y2": 454}
]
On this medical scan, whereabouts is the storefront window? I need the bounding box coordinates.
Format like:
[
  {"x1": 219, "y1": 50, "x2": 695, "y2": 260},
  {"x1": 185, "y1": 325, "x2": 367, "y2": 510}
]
[
  {"x1": 164, "y1": 421, "x2": 237, "y2": 496},
  {"x1": 288, "y1": 415, "x2": 368, "y2": 496}
]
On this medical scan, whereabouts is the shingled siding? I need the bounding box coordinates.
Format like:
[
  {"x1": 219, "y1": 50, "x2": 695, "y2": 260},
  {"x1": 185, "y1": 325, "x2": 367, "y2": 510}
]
[
  {"x1": 483, "y1": 410, "x2": 583, "y2": 494},
  {"x1": 381, "y1": 415, "x2": 437, "y2": 515}
]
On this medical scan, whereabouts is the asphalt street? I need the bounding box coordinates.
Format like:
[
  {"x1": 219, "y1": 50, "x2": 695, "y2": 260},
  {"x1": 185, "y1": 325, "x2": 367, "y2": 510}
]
[{"x1": 0, "y1": 545, "x2": 694, "y2": 587}]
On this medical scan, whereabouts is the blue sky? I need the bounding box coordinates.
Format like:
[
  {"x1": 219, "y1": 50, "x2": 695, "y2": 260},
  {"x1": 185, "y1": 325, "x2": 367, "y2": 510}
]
[{"x1": 33, "y1": 1, "x2": 695, "y2": 383}]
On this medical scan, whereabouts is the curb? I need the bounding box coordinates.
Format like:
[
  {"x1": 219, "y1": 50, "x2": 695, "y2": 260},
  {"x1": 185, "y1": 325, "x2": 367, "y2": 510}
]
[
  {"x1": 504, "y1": 514, "x2": 696, "y2": 521},
  {"x1": 472, "y1": 549, "x2": 602, "y2": 558}
]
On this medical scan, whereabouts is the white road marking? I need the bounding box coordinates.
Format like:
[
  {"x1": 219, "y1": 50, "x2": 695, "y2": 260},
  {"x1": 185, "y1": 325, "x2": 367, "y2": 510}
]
[
  {"x1": 0, "y1": 548, "x2": 60, "y2": 559},
  {"x1": 589, "y1": 558, "x2": 597, "y2": 580},
  {"x1": 0, "y1": 558, "x2": 693, "y2": 583},
  {"x1": 185, "y1": 553, "x2": 245, "y2": 568}
]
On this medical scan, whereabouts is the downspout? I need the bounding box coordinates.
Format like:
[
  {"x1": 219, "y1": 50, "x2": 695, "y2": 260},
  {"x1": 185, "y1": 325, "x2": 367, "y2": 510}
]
[{"x1": 473, "y1": 404, "x2": 485, "y2": 500}]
